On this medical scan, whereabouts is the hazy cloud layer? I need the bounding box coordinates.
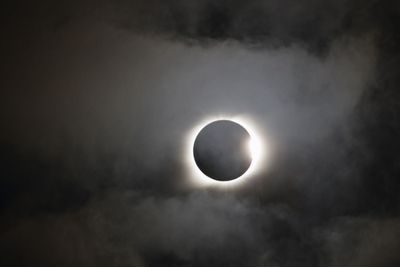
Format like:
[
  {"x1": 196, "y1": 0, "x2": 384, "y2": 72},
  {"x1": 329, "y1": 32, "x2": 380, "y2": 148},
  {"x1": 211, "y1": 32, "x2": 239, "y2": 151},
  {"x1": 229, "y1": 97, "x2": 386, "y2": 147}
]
[{"x1": 1, "y1": 1, "x2": 400, "y2": 267}]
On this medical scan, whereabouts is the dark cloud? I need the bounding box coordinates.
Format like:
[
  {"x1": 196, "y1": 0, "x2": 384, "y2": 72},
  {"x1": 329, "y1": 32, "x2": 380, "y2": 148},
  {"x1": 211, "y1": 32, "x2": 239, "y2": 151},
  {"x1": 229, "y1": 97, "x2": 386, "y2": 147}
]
[
  {"x1": 110, "y1": 0, "x2": 378, "y2": 54},
  {"x1": 2, "y1": 0, "x2": 379, "y2": 52},
  {"x1": 1, "y1": 0, "x2": 400, "y2": 266}
]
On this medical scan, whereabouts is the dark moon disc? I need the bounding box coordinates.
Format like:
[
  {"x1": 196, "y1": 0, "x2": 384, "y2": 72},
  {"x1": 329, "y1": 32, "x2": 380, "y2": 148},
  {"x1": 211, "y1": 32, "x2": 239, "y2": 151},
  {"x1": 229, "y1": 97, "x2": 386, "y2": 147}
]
[{"x1": 193, "y1": 120, "x2": 252, "y2": 181}]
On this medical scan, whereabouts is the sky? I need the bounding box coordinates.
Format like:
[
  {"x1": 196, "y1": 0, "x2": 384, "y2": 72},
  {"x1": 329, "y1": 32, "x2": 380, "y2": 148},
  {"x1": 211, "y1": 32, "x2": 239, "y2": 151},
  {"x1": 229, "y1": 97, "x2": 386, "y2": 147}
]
[{"x1": 1, "y1": 0, "x2": 400, "y2": 266}]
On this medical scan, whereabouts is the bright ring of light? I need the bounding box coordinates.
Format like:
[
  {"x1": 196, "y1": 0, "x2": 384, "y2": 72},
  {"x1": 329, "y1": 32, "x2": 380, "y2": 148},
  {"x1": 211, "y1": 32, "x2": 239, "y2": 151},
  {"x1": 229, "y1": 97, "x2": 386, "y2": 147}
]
[{"x1": 184, "y1": 115, "x2": 268, "y2": 188}]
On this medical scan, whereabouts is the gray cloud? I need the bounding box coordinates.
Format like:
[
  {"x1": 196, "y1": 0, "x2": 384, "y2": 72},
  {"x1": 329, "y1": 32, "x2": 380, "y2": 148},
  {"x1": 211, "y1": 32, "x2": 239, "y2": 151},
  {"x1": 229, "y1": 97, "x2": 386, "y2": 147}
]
[{"x1": 1, "y1": 1, "x2": 400, "y2": 267}]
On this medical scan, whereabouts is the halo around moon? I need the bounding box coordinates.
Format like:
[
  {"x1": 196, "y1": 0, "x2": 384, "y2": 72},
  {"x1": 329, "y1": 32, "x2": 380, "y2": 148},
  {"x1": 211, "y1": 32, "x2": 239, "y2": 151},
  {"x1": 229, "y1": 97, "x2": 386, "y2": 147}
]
[{"x1": 185, "y1": 115, "x2": 268, "y2": 188}]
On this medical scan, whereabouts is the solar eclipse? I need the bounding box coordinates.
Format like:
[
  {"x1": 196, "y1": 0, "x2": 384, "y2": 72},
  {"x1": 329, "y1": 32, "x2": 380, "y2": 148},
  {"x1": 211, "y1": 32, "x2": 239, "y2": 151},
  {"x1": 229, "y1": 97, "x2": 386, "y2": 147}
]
[
  {"x1": 186, "y1": 116, "x2": 267, "y2": 187},
  {"x1": 193, "y1": 120, "x2": 252, "y2": 181}
]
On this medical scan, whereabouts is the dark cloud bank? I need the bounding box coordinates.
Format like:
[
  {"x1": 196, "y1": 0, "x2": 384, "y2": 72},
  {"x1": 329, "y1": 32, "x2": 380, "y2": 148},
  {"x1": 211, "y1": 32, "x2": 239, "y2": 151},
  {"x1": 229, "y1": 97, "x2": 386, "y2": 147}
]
[{"x1": 1, "y1": 1, "x2": 400, "y2": 266}]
